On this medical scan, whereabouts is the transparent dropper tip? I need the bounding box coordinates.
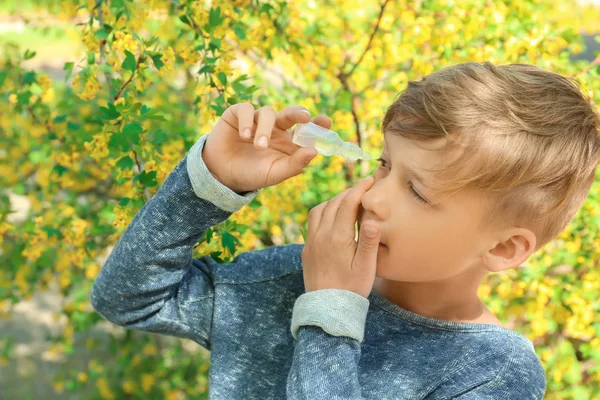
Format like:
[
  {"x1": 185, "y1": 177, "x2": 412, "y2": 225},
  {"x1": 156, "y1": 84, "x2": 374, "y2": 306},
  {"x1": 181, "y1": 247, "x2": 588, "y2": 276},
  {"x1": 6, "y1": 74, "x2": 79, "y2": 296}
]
[{"x1": 339, "y1": 141, "x2": 372, "y2": 161}]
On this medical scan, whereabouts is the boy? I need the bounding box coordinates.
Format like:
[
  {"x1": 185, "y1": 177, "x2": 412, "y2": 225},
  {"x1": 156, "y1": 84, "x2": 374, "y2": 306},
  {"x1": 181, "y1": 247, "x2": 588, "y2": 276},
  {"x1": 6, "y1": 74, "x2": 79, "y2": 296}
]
[{"x1": 91, "y1": 62, "x2": 600, "y2": 399}]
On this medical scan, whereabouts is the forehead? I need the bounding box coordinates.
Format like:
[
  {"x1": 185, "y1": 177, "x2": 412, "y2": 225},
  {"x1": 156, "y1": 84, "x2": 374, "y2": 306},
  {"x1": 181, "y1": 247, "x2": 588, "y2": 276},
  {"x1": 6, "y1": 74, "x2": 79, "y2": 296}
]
[{"x1": 382, "y1": 134, "x2": 449, "y2": 180}]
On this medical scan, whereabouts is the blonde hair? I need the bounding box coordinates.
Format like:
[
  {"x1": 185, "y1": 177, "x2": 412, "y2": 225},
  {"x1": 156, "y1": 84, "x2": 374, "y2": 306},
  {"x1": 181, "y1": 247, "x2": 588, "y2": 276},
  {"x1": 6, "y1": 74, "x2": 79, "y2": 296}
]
[{"x1": 382, "y1": 62, "x2": 600, "y2": 250}]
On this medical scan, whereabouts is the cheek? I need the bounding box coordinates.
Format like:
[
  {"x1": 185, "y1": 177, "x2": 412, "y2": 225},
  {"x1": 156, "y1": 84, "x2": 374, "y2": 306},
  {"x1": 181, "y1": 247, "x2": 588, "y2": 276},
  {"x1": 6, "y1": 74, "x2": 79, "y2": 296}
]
[{"x1": 375, "y1": 220, "x2": 468, "y2": 281}]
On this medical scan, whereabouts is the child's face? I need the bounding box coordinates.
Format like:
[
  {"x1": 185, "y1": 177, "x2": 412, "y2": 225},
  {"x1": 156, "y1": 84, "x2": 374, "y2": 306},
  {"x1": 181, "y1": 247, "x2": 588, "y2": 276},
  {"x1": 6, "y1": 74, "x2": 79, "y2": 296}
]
[{"x1": 357, "y1": 134, "x2": 493, "y2": 282}]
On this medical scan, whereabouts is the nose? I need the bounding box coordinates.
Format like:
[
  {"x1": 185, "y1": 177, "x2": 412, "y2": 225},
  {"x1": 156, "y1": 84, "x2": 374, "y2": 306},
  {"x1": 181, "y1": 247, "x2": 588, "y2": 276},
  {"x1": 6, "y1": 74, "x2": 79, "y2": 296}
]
[{"x1": 358, "y1": 175, "x2": 385, "y2": 223}]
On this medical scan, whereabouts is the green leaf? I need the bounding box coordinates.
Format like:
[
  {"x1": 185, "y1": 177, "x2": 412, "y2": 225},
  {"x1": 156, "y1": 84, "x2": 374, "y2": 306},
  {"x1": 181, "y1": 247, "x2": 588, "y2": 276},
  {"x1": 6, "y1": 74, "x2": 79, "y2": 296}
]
[
  {"x1": 53, "y1": 115, "x2": 67, "y2": 123},
  {"x1": 28, "y1": 150, "x2": 44, "y2": 164},
  {"x1": 231, "y1": 80, "x2": 246, "y2": 94},
  {"x1": 23, "y1": 49, "x2": 36, "y2": 60},
  {"x1": 248, "y1": 198, "x2": 262, "y2": 209},
  {"x1": 30, "y1": 82, "x2": 43, "y2": 95},
  {"x1": 116, "y1": 156, "x2": 134, "y2": 170},
  {"x1": 87, "y1": 51, "x2": 96, "y2": 65},
  {"x1": 122, "y1": 50, "x2": 137, "y2": 72},
  {"x1": 63, "y1": 62, "x2": 74, "y2": 82},
  {"x1": 209, "y1": 7, "x2": 225, "y2": 28},
  {"x1": 94, "y1": 29, "x2": 109, "y2": 40},
  {"x1": 139, "y1": 105, "x2": 166, "y2": 121},
  {"x1": 42, "y1": 227, "x2": 62, "y2": 241},
  {"x1": 233, "y1": 24, "x2": 246, "y2": 40},
  {"x1": 221, "y1": 231, "x2": 239, "y2": 255},
  {"x1": 131, "y1": 32, "x2": 143, "y2": 43},
  {"x1": 149, "y1": 129, "x2": 167, "y2": 145},
  {"x1": 122, "y1": 122, "x2": 143, "y2": 136},
  {"x1": 179, "y1": 14, "x2": 193, "y2": 27},
  {"x1": 205, "y1": 227, "x2": 213, "y2": 244},
  {"x1": 210, "y1": 94, "x2": 227, "y2": 116},
  {"x1": 108, "y1": 132, "x2": 128, "y2": 152},
  {"x1": 142, "y1": 36, "x2": 158, "y2": 48},
  {"x1": 122, "y1": 122, "x2": 142, "y2": 146},
  {"x1": 217, "y1": 72, "x2": 227, "y2": 85},
  {"x1": 198, "y1": 65, "x2": 213, "y2": 74},
  {"x1": 210, "y1": 251, "x2": 224, "y2": 263},
  {"x1": 17, "y1": 91, "x2": 31, "y2": 105},
  {"x1": 119, "y1": 197, "x2": 131, "y2": 206},
  {"x1": 23, "y1": 71, "x2": 36, "y2": 84},
  {"x1": 208, "y1": 37, "x2": 221, "y2": 51},
  {"x1": 0, "y1": 71, "x2": 8, "y2": 88},
  {"x1": 150, "y1": 53, "x2": 164, "y2": 70},
  {"x1": 99, "y1": 103, "x2": 120, "y2": 120},
  {"x1": 139, "y1": 170, "x2": 157, "y2": 187}
]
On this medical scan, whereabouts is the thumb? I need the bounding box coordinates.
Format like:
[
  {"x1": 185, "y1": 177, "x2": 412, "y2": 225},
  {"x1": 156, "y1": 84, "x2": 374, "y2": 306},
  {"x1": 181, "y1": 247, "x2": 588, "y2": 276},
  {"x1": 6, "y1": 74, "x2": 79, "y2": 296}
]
[{"x1": 353, "y1": 222, "x2": 380, "y2": 272}]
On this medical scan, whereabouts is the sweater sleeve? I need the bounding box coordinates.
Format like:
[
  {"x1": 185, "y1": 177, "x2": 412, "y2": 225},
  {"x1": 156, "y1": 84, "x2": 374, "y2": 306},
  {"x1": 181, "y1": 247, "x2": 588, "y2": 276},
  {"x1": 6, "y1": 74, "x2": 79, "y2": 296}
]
[
  {"x1": 286, "y1": 289, "x2": 370, "y2": 399},
  {"x1": 90, "y1": 134, "x2": 260, "y2": 350}
]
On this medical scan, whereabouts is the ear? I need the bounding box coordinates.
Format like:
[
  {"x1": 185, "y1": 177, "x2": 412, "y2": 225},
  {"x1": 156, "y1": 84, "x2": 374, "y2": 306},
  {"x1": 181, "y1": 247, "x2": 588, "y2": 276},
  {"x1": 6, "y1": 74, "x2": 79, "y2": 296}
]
[{"x1": 481, "y1": 228, "x2": 537, "y2": 273}]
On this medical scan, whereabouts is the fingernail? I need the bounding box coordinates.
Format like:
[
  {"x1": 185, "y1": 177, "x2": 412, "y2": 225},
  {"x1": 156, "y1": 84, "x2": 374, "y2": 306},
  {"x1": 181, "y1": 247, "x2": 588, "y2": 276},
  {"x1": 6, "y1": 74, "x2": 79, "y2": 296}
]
[
  {"x1": 258, "y1": 136, "x2": 268, "y2": 148},
  {"x1": 243, "y1": 128, "x2": 251, "y2": 138},
  {"x1": 301, "y1": 109, "x2": 311, "y2": 117}
]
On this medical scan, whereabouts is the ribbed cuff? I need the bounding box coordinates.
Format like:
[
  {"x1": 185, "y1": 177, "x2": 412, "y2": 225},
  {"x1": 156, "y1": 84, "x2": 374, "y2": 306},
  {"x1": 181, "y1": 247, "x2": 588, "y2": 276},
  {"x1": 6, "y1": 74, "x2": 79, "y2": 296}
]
[
  {"x1": 186, "y1": 134, "x2": 260, "y2": 212},
  {"x1": 291, "y1": 289, "x2": 370, "y2": 343}
]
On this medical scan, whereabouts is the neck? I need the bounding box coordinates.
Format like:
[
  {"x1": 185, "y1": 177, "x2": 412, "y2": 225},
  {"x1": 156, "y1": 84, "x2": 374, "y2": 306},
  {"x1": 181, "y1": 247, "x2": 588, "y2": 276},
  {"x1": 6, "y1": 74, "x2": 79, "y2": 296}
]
[{"x1": 373, "y1": 265, "x2": 489, "y2": 323}]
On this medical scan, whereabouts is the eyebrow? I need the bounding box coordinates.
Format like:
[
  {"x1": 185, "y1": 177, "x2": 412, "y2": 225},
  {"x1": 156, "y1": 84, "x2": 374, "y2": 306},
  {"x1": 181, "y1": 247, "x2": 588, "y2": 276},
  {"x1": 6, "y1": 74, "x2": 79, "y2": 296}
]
[{"x1": 383, "y1": 137, "x2": 431, "y2": 188}]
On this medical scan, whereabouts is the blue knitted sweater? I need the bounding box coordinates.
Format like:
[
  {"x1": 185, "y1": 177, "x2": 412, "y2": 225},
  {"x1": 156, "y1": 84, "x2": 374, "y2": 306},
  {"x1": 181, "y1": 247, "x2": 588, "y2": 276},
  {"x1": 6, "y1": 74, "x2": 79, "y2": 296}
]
[{"x1": 91, "y1": 133, "x2": 547, "y2": 399}]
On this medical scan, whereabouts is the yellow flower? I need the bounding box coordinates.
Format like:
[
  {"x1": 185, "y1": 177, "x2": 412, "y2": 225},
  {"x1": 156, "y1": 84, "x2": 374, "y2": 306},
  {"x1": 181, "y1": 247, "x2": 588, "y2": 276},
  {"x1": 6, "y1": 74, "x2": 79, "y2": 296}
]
[
  {"x1": 41, "y1": 87, "x2": 55, "y2": 104},
  {"x1": 77, "y1": 372, "x2": 88, "y2": 383},
  {"x1": 122, "y1": 379, "x2": 136, "y2": 394},
  {"x1": 53, "y1": 380, "x2": 65, "y2": 393},
  {"x1": 96, "y1": 378, "x2": 115, "y2": 400},
  {"x1": 142, "y1": 342, "x2": 158, "y2": 355},
  {"x1": 141, "y1": 373, "x2": 155, "y2": 393}
]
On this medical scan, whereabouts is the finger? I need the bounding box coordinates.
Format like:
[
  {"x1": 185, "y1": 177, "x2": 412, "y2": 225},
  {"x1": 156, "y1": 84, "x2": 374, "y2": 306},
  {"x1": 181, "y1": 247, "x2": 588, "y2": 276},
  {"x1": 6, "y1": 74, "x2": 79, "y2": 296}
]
[
  {"x1": 320, "y1": 187, "x2": 353, "y2": 231},
  {"x1": 307, "y1": 203, "x2": 326, "y2": 240},
  {"x1": 287, "y1": 114, "x2": 333, "y2": 151},
  {"x1": 254, "y1": 106, "x2": 277, "y2": 149},
  {"x1": 334, "y1": 177, "x2": 375, "y2": 230},
  {"x1": 232, "y1": 103, "x2": 255, "y2": 140},
  {"x1": 352, "y1": 221, "x2": 380, "y2": 276},
  {"x1": 311, "y1": 115, "x2": 332, "y2": 130},
  {"x1": 275, "y1": 105, "x2": 312, "y2": 131}
]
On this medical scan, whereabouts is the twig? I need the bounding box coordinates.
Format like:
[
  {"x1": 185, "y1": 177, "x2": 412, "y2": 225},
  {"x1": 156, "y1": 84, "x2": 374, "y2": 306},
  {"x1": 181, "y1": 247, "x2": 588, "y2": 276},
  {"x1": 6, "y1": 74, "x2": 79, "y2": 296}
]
[
  {"x1": 132, "y1": 148, "x2": 150, "y2": 203},
  {"x1": 341, "y1": 0, "x2": 390, "y2": 80},
  {"x1": 570, "y1": 54, "x2": 600, "y2": 78},
  {"x1": 114, "y1": 55, "x2": 144, "y2": 101}
]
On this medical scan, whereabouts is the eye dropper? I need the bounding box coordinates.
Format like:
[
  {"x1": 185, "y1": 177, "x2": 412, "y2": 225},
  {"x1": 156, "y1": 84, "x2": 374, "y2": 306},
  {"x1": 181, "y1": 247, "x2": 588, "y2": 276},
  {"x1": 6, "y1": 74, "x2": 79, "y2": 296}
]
[{"x1": 290, "y1": 122, "x2": 372, "y2": 161}]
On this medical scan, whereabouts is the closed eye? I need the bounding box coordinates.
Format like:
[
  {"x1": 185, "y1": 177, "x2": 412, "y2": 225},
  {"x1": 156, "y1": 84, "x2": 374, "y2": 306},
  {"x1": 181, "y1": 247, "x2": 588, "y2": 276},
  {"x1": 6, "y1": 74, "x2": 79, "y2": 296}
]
[{"x1": 376, "y1": 157, "x2": 430, "y2": 205}]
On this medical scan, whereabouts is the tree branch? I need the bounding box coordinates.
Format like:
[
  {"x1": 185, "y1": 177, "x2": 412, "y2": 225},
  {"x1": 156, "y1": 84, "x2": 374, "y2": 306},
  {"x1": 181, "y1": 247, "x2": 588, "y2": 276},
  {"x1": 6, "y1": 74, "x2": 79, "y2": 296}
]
[
  {"x1": 340, "y1": 0, "x2": 390, "y2": 80},
  {"x1": 569, "y1": 54, "x2": 600, "y2": 78}
]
